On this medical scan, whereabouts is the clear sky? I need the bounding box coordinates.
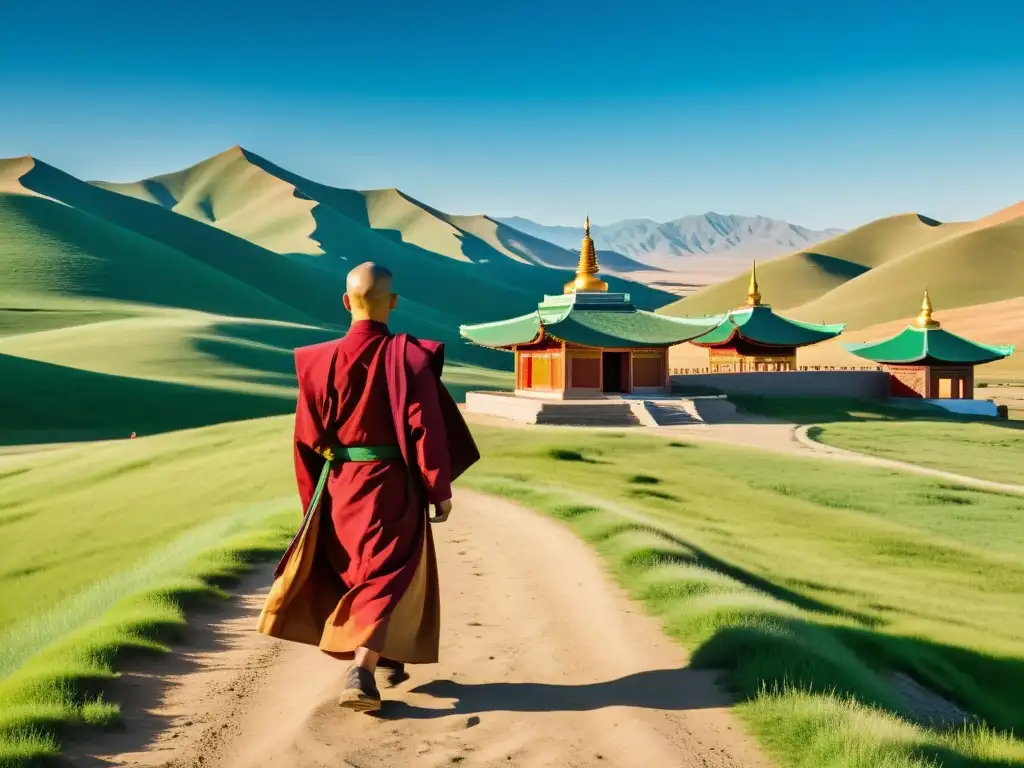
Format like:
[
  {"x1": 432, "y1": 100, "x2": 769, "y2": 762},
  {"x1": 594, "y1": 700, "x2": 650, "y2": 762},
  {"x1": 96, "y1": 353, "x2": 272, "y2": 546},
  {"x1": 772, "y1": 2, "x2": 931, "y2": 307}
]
[{"x1": 2, "y1": 0, "x2": 1023, "y2": 229}]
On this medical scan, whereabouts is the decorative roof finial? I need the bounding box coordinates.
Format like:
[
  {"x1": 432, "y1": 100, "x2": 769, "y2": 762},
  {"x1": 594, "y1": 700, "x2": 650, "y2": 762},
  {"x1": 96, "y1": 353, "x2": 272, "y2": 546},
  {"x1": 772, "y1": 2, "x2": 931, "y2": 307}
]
[
  {"x1": 744, "y1": 260, "x2": 762, "y2": 307},
  {"x1": 564, "y1": 214, "x2": 608, "y2": 294},
  {"x1": 915, "y1": 288, "x2": 941, "y2": 329}
]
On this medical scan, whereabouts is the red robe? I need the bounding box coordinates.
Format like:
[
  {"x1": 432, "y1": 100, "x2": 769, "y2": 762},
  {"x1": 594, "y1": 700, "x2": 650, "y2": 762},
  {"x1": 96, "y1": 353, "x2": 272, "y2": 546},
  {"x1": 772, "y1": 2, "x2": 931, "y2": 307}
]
[{"x1": 257, "y1": 320, "x2": 479, "y2": 663}]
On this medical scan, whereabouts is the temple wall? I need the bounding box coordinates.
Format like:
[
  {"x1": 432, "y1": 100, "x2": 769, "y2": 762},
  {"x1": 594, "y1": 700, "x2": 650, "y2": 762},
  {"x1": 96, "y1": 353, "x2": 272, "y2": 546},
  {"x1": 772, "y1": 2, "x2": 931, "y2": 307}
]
[
  {"x1": 886, "y1": 366, "x2": 927, "y2": 398},
  {"x1": 881, "y1": 365, "x2": 976, "y2": 399},
  {"x1": 670, "y1": 370, "x2": 890, "y2": 398},
  {"x1": 568, "y1": 350, "x2": 601, "y2": 389},
  {"x1": 632, "y1": 349, "x2": 666, "y2": 389}
]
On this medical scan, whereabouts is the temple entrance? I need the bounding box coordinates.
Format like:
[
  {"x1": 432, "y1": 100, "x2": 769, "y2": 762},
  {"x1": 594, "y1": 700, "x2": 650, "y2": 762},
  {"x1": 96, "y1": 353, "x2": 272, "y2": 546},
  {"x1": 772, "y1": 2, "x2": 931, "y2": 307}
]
[{"x1": 602, "y1": 352, "x2": 628, "y2": 393}]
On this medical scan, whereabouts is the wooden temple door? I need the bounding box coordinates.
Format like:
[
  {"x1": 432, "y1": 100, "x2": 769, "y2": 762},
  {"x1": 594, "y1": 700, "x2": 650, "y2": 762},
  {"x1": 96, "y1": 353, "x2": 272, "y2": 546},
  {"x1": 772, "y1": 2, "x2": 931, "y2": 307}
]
[{"x1": 520, "y1": 354, "x2": 533, "y2": 389}]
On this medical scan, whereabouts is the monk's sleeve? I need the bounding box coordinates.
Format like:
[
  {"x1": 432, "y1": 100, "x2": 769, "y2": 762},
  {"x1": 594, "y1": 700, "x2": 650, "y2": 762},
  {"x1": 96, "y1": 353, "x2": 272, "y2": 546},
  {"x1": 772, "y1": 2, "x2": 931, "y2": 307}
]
[
  {"x1": 406, "y1": 366, "x2": 453, "y2": 504},
  {"x1": 293, "y1": 376, "x2": 324, "y2": 513}
]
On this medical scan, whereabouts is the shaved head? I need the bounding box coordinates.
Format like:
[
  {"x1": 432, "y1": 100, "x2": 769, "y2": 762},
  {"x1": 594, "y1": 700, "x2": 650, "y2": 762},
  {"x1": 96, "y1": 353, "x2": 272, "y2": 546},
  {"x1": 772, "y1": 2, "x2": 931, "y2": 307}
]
[{"x1": 343, "y1": 261, "x2": 397, "y2": 322}]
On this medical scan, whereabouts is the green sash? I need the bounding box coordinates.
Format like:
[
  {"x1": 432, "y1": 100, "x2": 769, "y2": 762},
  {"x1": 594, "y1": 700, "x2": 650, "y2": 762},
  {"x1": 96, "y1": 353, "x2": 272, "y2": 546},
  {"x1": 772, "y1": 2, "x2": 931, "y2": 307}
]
[
  {"x1": 306, "y1": 444, "x2": 402, "y2": 519},
  {"x1": 275, "y1": 444, "x2": 403, "y2": 579}
]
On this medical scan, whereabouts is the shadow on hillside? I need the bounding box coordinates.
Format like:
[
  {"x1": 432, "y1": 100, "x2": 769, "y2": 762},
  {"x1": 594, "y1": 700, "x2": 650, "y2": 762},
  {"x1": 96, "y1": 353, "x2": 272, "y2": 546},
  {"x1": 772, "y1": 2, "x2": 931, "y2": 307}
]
[
  {"x1": 527, "y1": 479, "x2": 1024, "y2": 754},
  {"x1": 16, "y1": 163, "x2": 333, "y2": 325},
  {"x1": 596, "y1": 497, "x2": 1024, "y2": 755},
  {"x1": 191, "y1": 322, "x2": 340, "y2": 385},
  {"x1": 835, "y1": 625, "x2": 1024, "y2": 734},
  {"x1": 607, "y1": 509, "x2": 1024, "y2": 758},
  {"x1": 687, "y1": 615, "x2": 1024, "y2": 766},
  {"x1": 292, "y1": 185, "x2": 673, "y2": 315},
  {"x1": 0, "y1": 353, "x2": 292, "y2": 446},
  {"x1": 613, "y1": 518, "x2": 881, "y2": 626},
  {"x1": 0, "y1": 307, "x2": 134, "y2": 338},
  {"x1": 139, "y1": 179, "x2": 177, "y2": 209},
  {"x1": 193, "y1": 321, "x2": 509, "y2": 402},
  {"x1": 794, "y1": 251, "x2": 873, "y2": 280}
]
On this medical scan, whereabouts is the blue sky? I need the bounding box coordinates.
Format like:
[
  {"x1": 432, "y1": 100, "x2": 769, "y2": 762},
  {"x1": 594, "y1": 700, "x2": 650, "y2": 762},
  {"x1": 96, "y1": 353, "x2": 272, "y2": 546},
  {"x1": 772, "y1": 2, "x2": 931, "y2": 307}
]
[{"x1": 1, "y1": 0, "x2": 1023, "y2": 229}]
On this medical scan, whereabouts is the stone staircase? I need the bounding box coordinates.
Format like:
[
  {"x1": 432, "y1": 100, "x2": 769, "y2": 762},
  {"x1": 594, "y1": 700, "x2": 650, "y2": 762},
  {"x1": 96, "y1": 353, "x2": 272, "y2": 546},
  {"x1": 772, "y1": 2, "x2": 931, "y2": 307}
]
[
  {"x1": 640, "y1": 396, "x2": 740, "y2": 426},
  {"x1": 534, "y1": 402, "x2": 640, "y2": 427},
  {"x1": 463, "y1": 391, "x2": 738, "y2": 428},
  {"x1": 643, "y1": 400, "x2": 703, "y2": 426}
]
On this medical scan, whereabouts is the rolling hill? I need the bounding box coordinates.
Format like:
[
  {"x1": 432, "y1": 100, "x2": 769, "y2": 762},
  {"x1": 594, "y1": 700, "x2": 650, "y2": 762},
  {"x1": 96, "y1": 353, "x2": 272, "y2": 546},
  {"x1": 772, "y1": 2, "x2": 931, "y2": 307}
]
[
  {"x1": 663, "y1": 207, "x2": 1024, "y2": 380},
  {"x1": 497, "y1": 213, "x2": 843, "y2": 267},
  {"x1": 0, "y1": 148, "x2": 675, "y2": 443},
  {"x1": 95, "y1": 147, "x2": 655, "y2": 275}
]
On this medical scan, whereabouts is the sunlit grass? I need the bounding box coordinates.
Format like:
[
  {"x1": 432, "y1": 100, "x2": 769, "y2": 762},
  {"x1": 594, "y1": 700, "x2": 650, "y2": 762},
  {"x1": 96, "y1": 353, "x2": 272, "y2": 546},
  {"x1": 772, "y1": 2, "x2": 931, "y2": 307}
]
[
  {"x1": 733, "y1": 396, "x2": 1024, "y2": 486},
  {"x1": 463, "y1": 425, "x2": 1024, "y2": 767}
]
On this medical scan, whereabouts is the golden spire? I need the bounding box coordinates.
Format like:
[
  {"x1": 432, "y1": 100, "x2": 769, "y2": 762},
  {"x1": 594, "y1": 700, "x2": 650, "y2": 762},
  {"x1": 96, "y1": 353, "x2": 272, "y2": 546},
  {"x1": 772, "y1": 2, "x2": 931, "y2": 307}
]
[
  {"x1": 564, "y1": 214, "x2": 608, "y2": 294},
  {"x1": 744, "y1": 260, "x2": 762, "y2": 306},
  {"x1": 915, "y1": 288, "x2": 941, "y2": 328}
]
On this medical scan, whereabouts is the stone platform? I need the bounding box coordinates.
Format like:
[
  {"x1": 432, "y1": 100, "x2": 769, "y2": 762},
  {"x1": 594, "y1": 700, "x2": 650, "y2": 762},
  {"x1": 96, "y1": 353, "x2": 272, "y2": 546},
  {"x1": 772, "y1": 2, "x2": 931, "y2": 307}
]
[{"x1": 463, "y1": 391, "x2": 740, "y2": 427}]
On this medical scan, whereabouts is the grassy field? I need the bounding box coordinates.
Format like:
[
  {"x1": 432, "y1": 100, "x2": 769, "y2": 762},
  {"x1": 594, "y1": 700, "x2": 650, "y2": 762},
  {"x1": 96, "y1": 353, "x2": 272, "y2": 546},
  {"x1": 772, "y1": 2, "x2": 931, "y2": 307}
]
[
  {"x1": 734, "y1": 397, "x2": 1024, "y2": 485},
  {"x1": 462, "y1": 425, "x2": 1024, "y2": 768},
  {"x1": 0, "y1": 416, "x2": 299, "y2": 766},
  {"x1": 3, "y1": 416, "x2": 1023, "y2": 766},
  {"x1": 0, "y1": 325, "x2": 510, "y2": 446}
]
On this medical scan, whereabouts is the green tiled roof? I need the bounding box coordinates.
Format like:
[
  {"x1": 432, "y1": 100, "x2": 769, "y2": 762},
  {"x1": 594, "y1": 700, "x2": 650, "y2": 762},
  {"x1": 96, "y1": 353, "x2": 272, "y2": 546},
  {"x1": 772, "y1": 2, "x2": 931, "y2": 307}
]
[
  {"x1": 460, "y1": 292, "x2": 720, "y2": 349},
  {"x1": 690, "y1": 305, "x2": 845, "y2": 348},
  {"x1": 845, "y1": 326, "x2": 1014, "y2": 365}
]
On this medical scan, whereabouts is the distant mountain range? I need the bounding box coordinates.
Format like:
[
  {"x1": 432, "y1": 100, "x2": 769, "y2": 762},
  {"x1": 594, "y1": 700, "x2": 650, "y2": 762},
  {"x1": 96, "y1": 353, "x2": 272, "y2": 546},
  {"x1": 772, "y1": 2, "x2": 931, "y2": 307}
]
[{"x1": 497, "y1": 214, "x2": 845, "y2": 267}]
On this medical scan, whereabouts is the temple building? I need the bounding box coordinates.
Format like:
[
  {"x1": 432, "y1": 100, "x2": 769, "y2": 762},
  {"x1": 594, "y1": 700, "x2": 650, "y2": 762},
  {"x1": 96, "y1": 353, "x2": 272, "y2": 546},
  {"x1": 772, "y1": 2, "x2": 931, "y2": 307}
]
[
  {"x1": 845, "y1": 290, "x2": 1014, "y2": 399},
  {"x1": 459, "y1": 218, "x2": 718, "y2": 398},
  {"x1": 687, "y1": 263, "x2": 846, "y2": 372}
]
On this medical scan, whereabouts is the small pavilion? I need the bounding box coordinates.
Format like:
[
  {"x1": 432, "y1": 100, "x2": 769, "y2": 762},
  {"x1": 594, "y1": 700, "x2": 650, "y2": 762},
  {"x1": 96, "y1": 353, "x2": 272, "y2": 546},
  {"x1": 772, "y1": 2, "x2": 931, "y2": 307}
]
[
  {"x1": 459, "y1": 218, "x2": 718, "y2": 398},
  {"x1": 845, "y1": 290, "x2": 1014, "y2": 399},
  {"x1": 687, "y1": 263, "x2": 846, "y2": 372}
]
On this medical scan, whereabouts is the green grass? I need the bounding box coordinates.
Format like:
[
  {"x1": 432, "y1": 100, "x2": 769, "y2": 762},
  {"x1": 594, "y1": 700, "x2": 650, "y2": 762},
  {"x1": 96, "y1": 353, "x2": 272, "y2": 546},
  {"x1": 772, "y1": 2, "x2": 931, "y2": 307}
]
[
  {"x1": 811, "y1": 421, "x2": 1024, "y2": 487},
  {"x1": 461, "y1": 426, "x2": 1024, "y2": 767},
  {"x1": 4, "y1": 415, "x2": 1024, "y2": 766},
  {"x1": 734, "y1": 397, "x2": 1024, "y2": 486},
  {"x1": 0, "y1": 418, "x2": 297, "y2": 633},
  {"x1": 0, "y1": 416, "x2": 300, "y2": 766},
  {"x1": 0, "y1": 319, "x2": 509, "y2": 445}
]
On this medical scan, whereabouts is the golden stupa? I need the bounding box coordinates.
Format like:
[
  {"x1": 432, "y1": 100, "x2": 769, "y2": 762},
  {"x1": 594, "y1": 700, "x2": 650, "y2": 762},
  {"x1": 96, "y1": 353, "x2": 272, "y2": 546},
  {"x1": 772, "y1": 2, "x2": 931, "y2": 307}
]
[
  {"x1": 744, "y1": 261, "x2": 762, "y2": 307},
  {"x1": 563, "y1": 216, "x2": 608, "y2": 294},
  {"x1": 914, "y1": 289, "x2": 941, "y2": 329}
]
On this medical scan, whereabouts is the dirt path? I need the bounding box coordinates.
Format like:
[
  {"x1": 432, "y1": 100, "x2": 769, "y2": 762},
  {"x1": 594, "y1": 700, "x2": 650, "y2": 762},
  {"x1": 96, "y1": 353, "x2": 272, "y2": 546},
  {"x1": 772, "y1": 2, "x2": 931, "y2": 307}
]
[
  {"x1": 791, "y1": 425, "x2": 1024, "y2": 494},
  {"x1": 465, "y1": 413, "x2": 1024, "y2": 496},
  {"x1": 68, "y1": 490, "x2": 769, "y2": 768}
]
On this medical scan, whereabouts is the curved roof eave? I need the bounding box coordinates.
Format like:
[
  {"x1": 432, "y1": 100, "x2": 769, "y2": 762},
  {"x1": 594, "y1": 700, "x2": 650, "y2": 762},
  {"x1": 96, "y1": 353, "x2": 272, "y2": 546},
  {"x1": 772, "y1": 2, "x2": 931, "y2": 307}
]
[
  {"x1": 459, "y1": 311, "x2": 543, "y2": 349},
  {"x1": 845, "y1": 326, "x2": 1015, "y2": 365}
]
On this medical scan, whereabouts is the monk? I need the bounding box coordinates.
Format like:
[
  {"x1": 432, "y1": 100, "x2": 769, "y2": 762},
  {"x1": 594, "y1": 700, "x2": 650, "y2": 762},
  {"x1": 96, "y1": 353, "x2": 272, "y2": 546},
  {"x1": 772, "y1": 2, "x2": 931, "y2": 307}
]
[{"x1": 257, "y1": 261, "x2": 479, "y2": 713}]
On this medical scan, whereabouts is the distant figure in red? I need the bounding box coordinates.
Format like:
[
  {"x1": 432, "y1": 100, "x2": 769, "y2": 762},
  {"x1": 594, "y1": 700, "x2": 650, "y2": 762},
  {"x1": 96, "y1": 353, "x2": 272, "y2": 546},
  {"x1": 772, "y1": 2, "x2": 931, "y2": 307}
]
[
  {"x1": 129, "y1": 432, "x2": 136, "y2": 440},
  {"x1": 257, "y1": 261, "x2": 479, "y2": 713}
]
